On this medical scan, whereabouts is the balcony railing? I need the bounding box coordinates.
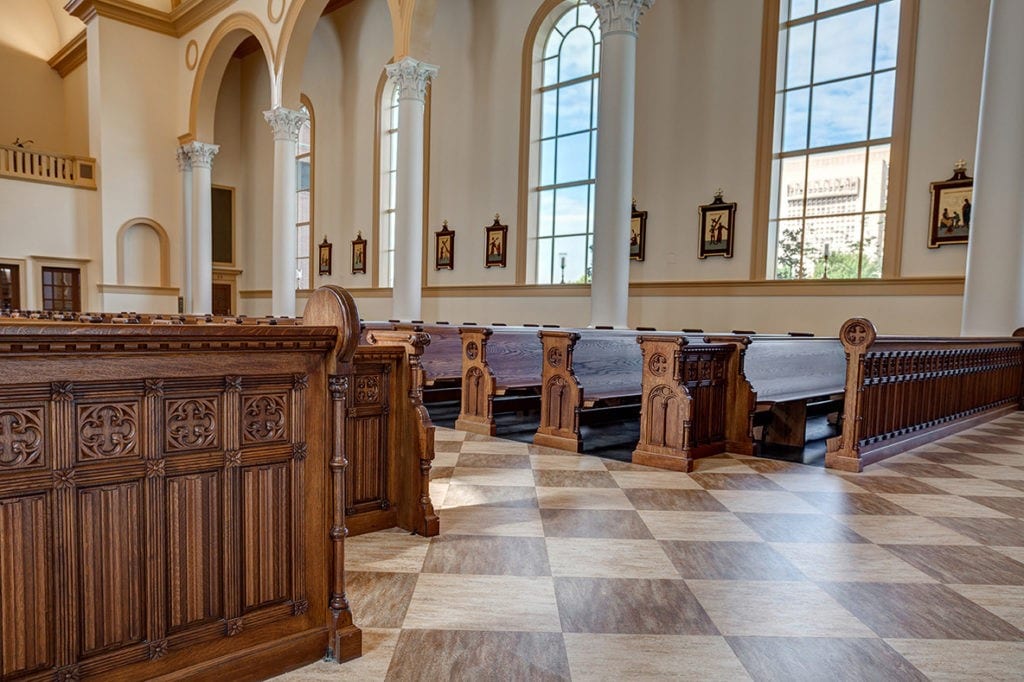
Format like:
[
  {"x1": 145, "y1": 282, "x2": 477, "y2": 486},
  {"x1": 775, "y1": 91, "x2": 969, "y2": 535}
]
[{"x1": 0, "y1": 144, "x2": 96, "y2": 189}]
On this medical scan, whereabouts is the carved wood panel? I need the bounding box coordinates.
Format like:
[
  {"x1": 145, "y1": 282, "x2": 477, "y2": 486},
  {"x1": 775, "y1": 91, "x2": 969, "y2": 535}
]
[
  {"x1": 0, "y1": 494, "x2": 53, "y2": 678},
  {"x1": 166, "y1": 472, "x2": 223, "y2": 631},
  {"x1": 165, "y1": 397, "x2": 220, "y2": 453},
  {"x1": 77, "y1": 402, "x2": 140, "y2": 460},
  {"x1": 241, "y1": 394, "x2": 289, "y2": 446},
  {"x1": 345, "y1": 363, "x2": 391, "y2": 518},
  {"x1": 77, "y1": 481, "x2": 144, "y2": 655},
  {"x1": 0, "y1": 406, "x2": 45, "y2": 469},
  {"x1": 241, "y1": 463, "x2": 292, "y2": 611}
]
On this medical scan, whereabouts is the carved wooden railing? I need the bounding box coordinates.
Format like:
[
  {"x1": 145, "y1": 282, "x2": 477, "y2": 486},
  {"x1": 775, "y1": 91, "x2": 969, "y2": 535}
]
[
  {"x1": 0, "y1": 287, "x2": 370, "y2": 680},
  {"x1": 825, "y1": 318, "x2": 1024, "y2": 472},
  {"x1": 632, "y1": 335, "x2": 755, "y2": 472},
  {"x1": 0, "y1": 144, "x2": 97, "y2": 189}
]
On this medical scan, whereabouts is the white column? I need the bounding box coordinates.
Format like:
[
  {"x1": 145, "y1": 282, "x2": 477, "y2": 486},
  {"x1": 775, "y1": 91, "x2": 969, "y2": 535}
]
[
  {"x1": 183, "y1": 141, "x2": 218, "y2": 315},
  {"x1": 264, "y1": 107, "x2": 309, "y2": 318},
  {"x1": 587, "y1": 0, "x2": 653, "y2": 328},
  {"x1": 385, "y1": 57, "x2": 438, "y2": 321},
  {"x1": 961, "y1": 0, "x2": 1024, "y2": 336},
  {"x1": 176, "y1": 146, "x2": 194, "y2": 313}
]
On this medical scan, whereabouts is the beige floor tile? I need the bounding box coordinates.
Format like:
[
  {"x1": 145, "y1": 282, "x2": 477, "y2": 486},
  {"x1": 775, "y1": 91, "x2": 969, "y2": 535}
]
[
  {"x1": 536, "y1": 486, "x2": 634, "y2": 510},
  {"x1": 529, "y1": 454, "x2": 608, "y2": 471},
  {"x1": 610, "y1": 470, "x2": 704, "y2": 489},
  {"x1": 923, "y1": 478, "x2": 1024, "y2": 497},
  {"x1": 563, "y1": 634, "x2": 751, "y2": 681},
  {"x1": 690, "y1": 457, "x2": 756, "y2": 474},
  {"x1": 994, "y1": 545, "x2": 1024, "y2": 564},
  {"x1": 770, "y1": 542, "x2": 936, "y2": 583},
  {"x1": 764, "y1": 473, "x2": 868, "y2": 493},
  {"x1": 269, "y1": 628, "x2": 400, "y2": 681},
  {"x1": 434, "y1": 428, "x2": 467, "y2": 441},
  {"x1": 639, "y1": 510, "x2": 763, "y2": 542},
  {"x1": 345, "y1": 528, "x2": 430, "y2": 573},
  {"x1": 458, "y1": 440, "x2": 531, "y2": 455},
  {"x1": 886, "y1": 639, "x2": 1024, "y2": 681},
  {"x1": 402, "y1": 574, "x2": 561, "y2": 631},
  {"x1": 546, "y1": 537, "x2": 679, "y2": 578},
  {"x1": 438, "y1": 507, "x2": 544, "y2": 537},
  {"x1": 878, "y1": 494, "x2": 1012, "y2": 517},
  {"x1": 709, "y1": 490, "x2": 823, "y2": 515},
  {"x1": 836, "y1": 515, "x2": 979, "y2": 545},
  {"x1": 948, "y1": 584, "x2": 1024, "y2": 630},
  {"x1": 969, "y1": 452, "x2": 1024, "y2": 466},
  {"x1": 941, "y1": 464, "x2": 1024, "y2": 480},
  {"x1": 449, "y1": 466, "x2": 536, "y2": 487},
  {"x1": 432, "y1": 450, "x2": 460, "y2": 468},
  {"x1": 429, "y1": 481, "x2": 449, "y2": 508},
  {"x1": 686, "y1": 580, "x2": 875, "y2": 637}
]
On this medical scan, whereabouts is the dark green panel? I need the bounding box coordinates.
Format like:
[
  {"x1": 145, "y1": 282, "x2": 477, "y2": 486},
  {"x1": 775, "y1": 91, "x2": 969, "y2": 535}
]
[{"x1": 212, "y1": 186, "x2": 233, "y2": 264}]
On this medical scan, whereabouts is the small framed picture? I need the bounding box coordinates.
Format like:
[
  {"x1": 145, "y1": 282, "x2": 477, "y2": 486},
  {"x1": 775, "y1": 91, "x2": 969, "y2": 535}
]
[
  {"x1": 928, "y1": 162, "x2": 973, "y2": 248},
  {"x1": 630, "y1": 198, "x2": 647, "y2": 261},
  {"x1": 318, "y1": 236, "x2": 332, "y2": 276},
  {"x1": 698, "y1": 190, "x2": 736, "y2": 259},
  {"x1": 351, "y1": 231, "x2": 366, "y2": 274},
  {"x1": 435, "y1": 220, "x2": 455, "y2": 270},
  {"x1": 484, "y1": 214, "x2": 508, "y2": 268}
]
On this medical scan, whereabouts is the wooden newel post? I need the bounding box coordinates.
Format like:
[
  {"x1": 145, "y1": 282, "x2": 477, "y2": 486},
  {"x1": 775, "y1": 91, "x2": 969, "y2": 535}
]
[
  {"x1": 302, "y1": 286, "x2": 362, "y2": 662},
  {"x1": 825, "y1": 317, "x2": 878, "y2": 473}
]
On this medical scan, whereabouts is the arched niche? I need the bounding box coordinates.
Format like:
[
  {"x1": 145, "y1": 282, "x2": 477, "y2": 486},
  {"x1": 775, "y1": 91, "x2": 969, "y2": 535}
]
[
  {"x1": 116, "y1": 218, "x2": 170, "y2": 287},
  {"x1": 189, "y1": 13, "x2": 276, "y2": 141}
]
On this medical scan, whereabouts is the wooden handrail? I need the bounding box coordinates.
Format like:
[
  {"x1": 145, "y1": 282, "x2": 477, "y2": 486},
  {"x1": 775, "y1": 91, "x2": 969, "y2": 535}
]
[{"x1": 0, "y1": 143, "x2": 97, "y2": 189}]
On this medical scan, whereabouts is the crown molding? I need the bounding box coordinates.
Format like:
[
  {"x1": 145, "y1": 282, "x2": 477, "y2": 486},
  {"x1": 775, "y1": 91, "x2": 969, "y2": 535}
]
[
  {"x1": 47, "y1": 30, "x2": 87, "y2": 77},
  {"x1": 64, "y1": 0, "x2": 235, "y2": 38}
]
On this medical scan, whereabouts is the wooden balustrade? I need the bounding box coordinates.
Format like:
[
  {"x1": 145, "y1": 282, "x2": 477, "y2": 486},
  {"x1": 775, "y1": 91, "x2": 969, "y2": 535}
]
[
  {"x1": 0, "y1": 144, "x2": 97, "y2": 189},
  {"x1": 825, "y1": 318, "x2": 1024, "y2": 472}
]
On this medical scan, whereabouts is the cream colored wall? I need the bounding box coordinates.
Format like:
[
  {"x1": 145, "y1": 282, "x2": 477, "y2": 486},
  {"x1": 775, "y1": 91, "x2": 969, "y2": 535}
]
[
  {"x1": 63, "y1": 64, "x2": 90, "y2": 156},
  {"x1": 0, "y1": 44, "x2": 67, "y2": 151},
  {"x1": 237, "y1": 50, "x2": 275, "y2": 295},
  {"x1": 900, "y1": 0, "x2": 988, "y2": 277},
  {"x1": 90, "y1": 17, "x2": 181, "y2": 312}
]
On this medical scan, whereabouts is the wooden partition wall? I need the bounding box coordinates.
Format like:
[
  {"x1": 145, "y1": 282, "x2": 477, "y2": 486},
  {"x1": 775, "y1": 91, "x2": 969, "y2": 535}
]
[
  {"x1": 826, "y1": 318, "x2": 1024, "y2": 472},
  {"x1": 0, "y1": 287, "x2": 437, "y2": 680}
]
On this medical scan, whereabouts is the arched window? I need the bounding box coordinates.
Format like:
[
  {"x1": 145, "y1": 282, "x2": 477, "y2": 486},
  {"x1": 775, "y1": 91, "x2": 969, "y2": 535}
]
[
  {"x1": 295, "y1": 99, "x2": 313, "y2": 289},
  {"x1": 767, "y1": 0, "x2": 905, "y2": 279},
  {"x1": 532, "y1": 1, "x2": 600, "y2": 284},
  {"x1": 379, "y1": 80, "x2": 400, "y2": 288}
]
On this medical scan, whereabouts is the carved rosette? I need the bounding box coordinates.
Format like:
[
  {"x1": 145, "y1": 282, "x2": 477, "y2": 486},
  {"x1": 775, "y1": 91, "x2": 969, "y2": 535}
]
[
  {"x1": 224, "y1": 450, "x2": 242, "y2": 468},
  {"x1": 547, "y1": 347, "x2": 564, "y2": 368},
  {"x1": 385, "y1": 57, "x2": 439, "y2": 102},
  {"x1": 51, "y1": 381, "x2": 74, "y2": 402},
  {"x1": 242, "y1": 395, "x2": 287, "y2": 443},
  {"x1": 165, "y1": 398, "x2": 219, "y2": 452},
  {"x1": 226, "y1": 617, "x2": 244, "y2": 637},
  {"x1": 354, "y1": 377, "x2": 381, "y2": 404},
  {"x1": 78, "y1": 403, "x2": 139, "y2": 459},
  {"x1": 52, "y1": 468, "x2": 76, "y2": 490},
  {"x1": 465, "y1": 342, "x2": 479, "y2": 360},
  {"x1": 589, "y1": 0, "x2": 656, "y2": 35},
  {"x1": 55, "y1": 665, "x2": 80, "y2": 681},
  {"x1": 147, "y1": 639, "x2": 169, "y2": 660},
  {"x1": 145, "y1": 459, "x2": 166, "y2": 479},
  {"x1": 292, "y1": 599, "x2": 310, "y2": 616},
  {"x1": 840, "y1": 317, "x2": 877, "y2": 350},
  {"x1": 293, "y1": 374, "x2": 309, "y2": 391},
  {"x1": 263, "y1": 106, "x2": 308, "y2": 143},
  {"x1": 0, "y1": 408, "x2": 44, "y2": 468},
  {"x1": 180, "y1": 140, "x2": 219, "y2": 170},
  {"x1": 225, "y1": 376, "x2": 243, "y2": 393},
  {"x1": 145, "y1": 379, "x2": 164, "y2": 398},
  {"x1": 648, "y1": 352, "x2": 668, "y2": 376},
  {"x1": 292, "y1": 442, "x2": 308, "y2": 461}
]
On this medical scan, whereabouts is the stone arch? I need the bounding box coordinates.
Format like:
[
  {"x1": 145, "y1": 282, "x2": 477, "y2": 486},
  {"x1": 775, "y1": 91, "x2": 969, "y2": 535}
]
[
  {"x1": 188, "y1": 13, "x2": 276, "y2": 141},
  {"x1": 386, "y1": 0, "x2": 438, "y2": 60},
  {"x1": 116, "y1": 218, "x2": 170, "y2": 287}
]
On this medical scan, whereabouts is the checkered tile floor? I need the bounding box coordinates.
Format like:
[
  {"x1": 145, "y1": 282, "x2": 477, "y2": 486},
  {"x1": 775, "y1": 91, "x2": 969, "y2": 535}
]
[{"x1": 274, "y1": 413, "x2": 1024, "y2": 681}]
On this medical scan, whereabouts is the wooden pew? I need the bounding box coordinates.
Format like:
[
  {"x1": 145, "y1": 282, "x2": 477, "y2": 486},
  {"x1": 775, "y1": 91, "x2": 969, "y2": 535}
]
[
  {"x1": 825, "y1": 318, "x2": 1024, "y2": 472},
  {"x1": 395, "y1": 322, "x2": 463, "y2": 401},
  {"x1": 455, "y1": 326, "x2": 545, "y2": 435},
  {"x1": 0, "y1": 286, "x2": 365, "y2": 678}
]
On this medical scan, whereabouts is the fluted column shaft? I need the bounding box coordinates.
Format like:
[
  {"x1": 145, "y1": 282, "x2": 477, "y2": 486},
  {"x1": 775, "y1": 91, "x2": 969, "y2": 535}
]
[
  {"x1": 385, "y1": 57, "x2": 438, "y2": 321},
  {"x1": 587, "y1": 0, "x2": 653, "y2": 328}
]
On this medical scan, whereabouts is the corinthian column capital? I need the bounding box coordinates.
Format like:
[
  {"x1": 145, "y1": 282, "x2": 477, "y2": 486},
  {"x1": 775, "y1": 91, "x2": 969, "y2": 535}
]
[
  {"x1": 588, "y1": 0, "x2": 655, "y2": 36},
  {"x1": 263, "y1": 106, "x2": 309, "y2": 143},
  {"x1": 180, "y1": 141, "x2": 219, "y2": 170},
  {"x1": 385, "y1": 57, "x2": 439, "y2": 102}
]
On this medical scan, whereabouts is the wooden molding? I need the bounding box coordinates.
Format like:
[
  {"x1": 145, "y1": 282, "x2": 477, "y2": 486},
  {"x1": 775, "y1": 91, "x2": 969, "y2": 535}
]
[
  {"x1": 96, "y1": 283, "x2": 179, "y2": 295},
  {"x1": 64, "y1": 0, "x2": 235, "y2": 39},
  {"x1": 239, "y1": 289, "x2": 272, "y2": 299},
  {"x1": 47, "y1": 30, "x2": 87, "y2": 77}
]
